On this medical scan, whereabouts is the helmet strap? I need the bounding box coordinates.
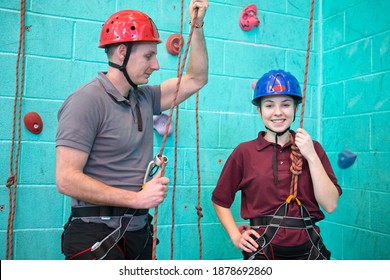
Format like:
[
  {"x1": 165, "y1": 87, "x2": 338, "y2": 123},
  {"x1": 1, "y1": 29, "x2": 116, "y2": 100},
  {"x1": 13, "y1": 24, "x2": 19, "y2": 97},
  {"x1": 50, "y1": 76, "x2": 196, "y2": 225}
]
[
  {"x1": 108, "y1": 43, "x2": 143, "y2": 132},
  {"x1": 108, "y1": 43, "x2": 138, "y2": 89},
  {"x1": 265, "y1": 126, "x2": 290, "y2": 185}
]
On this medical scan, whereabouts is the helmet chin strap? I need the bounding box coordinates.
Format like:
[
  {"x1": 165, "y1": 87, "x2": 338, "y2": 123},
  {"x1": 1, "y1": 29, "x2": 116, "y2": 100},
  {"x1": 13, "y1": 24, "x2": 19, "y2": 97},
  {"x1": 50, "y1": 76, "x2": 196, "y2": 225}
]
[
  {"x1": 108, "y1": 43, "x2": 143, "y2": 132},
  {"x1": 265, "y1": 126, "x2": 291, "y2": 185},
  {"x1": 108, "y1": 43, "x2": 138, "y2": 89}
]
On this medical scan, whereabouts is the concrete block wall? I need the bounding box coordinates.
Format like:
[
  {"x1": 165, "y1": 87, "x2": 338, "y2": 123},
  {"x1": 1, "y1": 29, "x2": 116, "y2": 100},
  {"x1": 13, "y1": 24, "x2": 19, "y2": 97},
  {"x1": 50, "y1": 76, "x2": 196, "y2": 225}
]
[
  {"x1": 320, "y1": 0, "x2": 390, "y2": 260},
  {"x1": 1, "y1": 0, "x2": 387, "y2": 260}
]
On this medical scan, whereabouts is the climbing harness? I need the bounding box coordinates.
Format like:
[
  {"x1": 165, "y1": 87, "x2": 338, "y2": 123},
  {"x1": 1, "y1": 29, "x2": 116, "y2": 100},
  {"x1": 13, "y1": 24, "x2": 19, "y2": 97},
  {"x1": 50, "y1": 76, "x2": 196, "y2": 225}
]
[
  {"x1": 67, "y1": 154, "x2": 167, "y2": 260},
  {"x1": 247, "y1": 196, "x2": 328, "y2": 260},
  {"x1": 247, "y1": 0, "x2": 325, "y2": 260},
  {"x1": 67, "y1": 207, "x2": 148, "y2": 260}
]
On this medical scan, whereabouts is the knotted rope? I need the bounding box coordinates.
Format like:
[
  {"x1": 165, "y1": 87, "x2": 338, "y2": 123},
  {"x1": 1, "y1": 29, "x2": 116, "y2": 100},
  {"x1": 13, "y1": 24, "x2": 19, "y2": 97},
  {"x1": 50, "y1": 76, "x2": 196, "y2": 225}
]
[
  {"x1": 152, "y1": 8, "x2": 200, "y2": 260},
  {"x1": 288, "y1": 0, "x2": 315, "y2": 201},
  {"x1": 5, "y1": 0, "x2": 26, "y2": 260},
  {"x1": 170, "y1": 0, "x2": 184, "y2": 260},
  {"x1": 195, "y1": 91, "x2": 203, "y2": 259}
]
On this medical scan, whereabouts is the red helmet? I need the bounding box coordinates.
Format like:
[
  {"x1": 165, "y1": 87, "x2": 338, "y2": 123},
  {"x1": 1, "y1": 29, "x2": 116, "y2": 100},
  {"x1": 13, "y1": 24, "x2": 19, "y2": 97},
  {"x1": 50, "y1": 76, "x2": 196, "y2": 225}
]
[{"x1": 99, "y1": 10, "x2": 161, "y2": 48}]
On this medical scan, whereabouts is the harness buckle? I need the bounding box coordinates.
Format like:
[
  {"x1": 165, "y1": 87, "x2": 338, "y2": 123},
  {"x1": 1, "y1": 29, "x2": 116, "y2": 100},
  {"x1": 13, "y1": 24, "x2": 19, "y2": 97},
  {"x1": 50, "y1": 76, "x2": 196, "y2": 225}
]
[
  {"x1": 269, "y1": 215, "x2": 283, "y2": 227},
  {"x1": 303, "y1": 217, "x2": 314, "y2": 228},
  {"x1": 143, "y1": 154, "x2": 168, "y2": 184},
  {"x1": 285, "y1": 194, "x2": 301, "y2": 205}
]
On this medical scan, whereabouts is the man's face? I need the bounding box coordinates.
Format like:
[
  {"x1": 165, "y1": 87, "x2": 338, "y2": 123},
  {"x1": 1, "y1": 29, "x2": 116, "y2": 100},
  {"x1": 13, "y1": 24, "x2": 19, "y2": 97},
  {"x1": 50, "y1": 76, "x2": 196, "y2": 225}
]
[{"x1": 126, "y1": 42, "x2": 160, "y2": 85}]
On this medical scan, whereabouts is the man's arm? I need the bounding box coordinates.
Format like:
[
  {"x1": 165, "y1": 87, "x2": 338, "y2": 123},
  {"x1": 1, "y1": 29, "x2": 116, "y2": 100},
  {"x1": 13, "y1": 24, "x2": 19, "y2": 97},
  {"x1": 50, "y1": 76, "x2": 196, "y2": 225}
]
[
  {"x1": 160, "y1": 0, "x2": 209, "y2": 111},
  {"x1": 56, "y1": 146, "x2": 169, "y2": 209}
]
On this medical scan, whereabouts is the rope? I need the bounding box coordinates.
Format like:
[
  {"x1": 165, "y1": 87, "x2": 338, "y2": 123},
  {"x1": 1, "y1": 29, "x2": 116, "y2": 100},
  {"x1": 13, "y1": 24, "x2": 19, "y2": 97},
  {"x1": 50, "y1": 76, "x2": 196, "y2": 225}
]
[
  {"x1": 170, "y1": 0, "x2": 185, "y2": 260},
  {"x1": 152, "y1": 9, "x2": 199, "y2": 260},
  {"x1": 289, "y1": 0, "x2": 315, "y2": 200},
  {"x1": 5, "y1": 0, "x2": 26, "y2": 260},
  {"x1": 195, "y1": 91, "x2": 203, "y2": 259},
  {"x1": 170, "y1": 105, "x2": 179, "y2": 260}
]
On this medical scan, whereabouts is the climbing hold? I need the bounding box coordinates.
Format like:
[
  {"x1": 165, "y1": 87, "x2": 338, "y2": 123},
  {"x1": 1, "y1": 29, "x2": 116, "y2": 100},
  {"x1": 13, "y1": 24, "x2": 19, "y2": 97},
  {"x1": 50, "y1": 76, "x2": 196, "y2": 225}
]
[
  {"x1": 239, "y1": 4, "x2": 260, "y2": 31},
  {"x1": 252, "y1": 80, "x2": 257, "y2": 89},
  {"x1": 24, "y1": 112, "x2": 43, "y2": 134},
  {"x1": 337, "y1": 150, "x2": 357, "y2": 169},
  {"x1": 153, "y1": 113, "x2": 172, "y2": 136},
  {"x1": 166, "y1": 34, "x2": 184, "y2": 56}
]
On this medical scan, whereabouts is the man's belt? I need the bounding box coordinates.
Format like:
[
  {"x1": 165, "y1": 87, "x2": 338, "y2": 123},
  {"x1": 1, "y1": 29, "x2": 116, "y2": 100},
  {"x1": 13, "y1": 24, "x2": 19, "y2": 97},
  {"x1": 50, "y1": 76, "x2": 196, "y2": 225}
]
[
  {"x1": 71, "y1": 206, "x2": 148, "y2": 218},
  {"x1": 250, "y1": 215, "x2": 317, "y2": 229}
]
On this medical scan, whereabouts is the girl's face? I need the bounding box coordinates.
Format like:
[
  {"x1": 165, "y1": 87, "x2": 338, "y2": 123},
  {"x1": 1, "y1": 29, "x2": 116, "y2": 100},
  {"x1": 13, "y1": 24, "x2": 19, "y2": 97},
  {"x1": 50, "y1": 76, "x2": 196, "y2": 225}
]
[{"x1": 257, "y1": 95, "x2": 297, "y2": 133}]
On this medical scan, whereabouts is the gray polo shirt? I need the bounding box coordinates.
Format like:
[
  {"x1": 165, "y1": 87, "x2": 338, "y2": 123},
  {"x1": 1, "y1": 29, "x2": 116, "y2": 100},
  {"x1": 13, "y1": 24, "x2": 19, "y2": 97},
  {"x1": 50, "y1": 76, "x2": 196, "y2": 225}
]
[{"x1": 56, "y1": 72, "x2": 161, "y2": 230}]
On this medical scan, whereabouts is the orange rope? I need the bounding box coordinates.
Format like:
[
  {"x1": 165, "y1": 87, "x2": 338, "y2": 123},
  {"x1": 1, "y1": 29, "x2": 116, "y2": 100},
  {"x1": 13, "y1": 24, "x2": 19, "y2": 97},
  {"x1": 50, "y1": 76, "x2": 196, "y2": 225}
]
[
  {"x1": 170, "y1": 0, "x2": 185, "y2": 260},
  {"x1": 170, "y1": 105, "x2": 179, "y2": 260},
  {"x1": 6, "y1": 0, "x2": 26, "y2": 260},
  {"x1": 289, "y1": 0, "x2": 315, "y2": 200},
  {"x1": 195, "y1": 91, "x2": 203, "y2": 259},
  {"x1": 152, "y1": 10, "x2": 199, "y2": 260}
]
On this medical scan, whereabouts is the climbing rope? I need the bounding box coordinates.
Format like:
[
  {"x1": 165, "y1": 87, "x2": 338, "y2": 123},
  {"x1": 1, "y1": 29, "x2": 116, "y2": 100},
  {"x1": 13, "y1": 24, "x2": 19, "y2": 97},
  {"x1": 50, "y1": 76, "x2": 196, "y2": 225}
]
[
  {"x1": 170, "y1": 0, "x2": 185, "y2": 260},
  {"x1": 152, "y1": 9, "x2": 200, "y2": 260},
  {"x1": 195, "y1": 91, "x2": 203, "y2": 259},
  {"x1": 289, "y1": 0, "x2": 315, "y2": 200},
  {"x1": 5, "y1": 0, "x2": 26, "y2": 260},
  {"x1": 169, "y1": 1, "x2": 204, "y2": 261}
]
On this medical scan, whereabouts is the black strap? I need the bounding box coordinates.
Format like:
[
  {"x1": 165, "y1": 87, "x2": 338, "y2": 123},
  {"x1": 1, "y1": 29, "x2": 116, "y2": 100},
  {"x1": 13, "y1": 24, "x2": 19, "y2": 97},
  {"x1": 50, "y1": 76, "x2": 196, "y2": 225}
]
[
  {"x1": 250, "y1": 215, "x2": 317, "y2": 229},
  {"x1": 132, "y1": 90, "x2": 143, "y2": 132},
  {"x1": 248, "y1": 202, "x2": 288, "y2": 260},
  {"x1": 300, "y1": 204, "x2": 327, "y2": 260},
  {"x1": 107, "y1": 43, "x2": 143, "y2": 132},
  {"x1": 263, "y1": 127, "x2": 290, "y2": 185},
  {"x1": 108, "y1": 43, "x2": 138, "y2": 89},
  {"x1": 70, "y1": 214, "x2": 135, "y2": 260},
  {"x1": 71, "y1": 206, "x2": 148, "y2": 218},
  {"x1": 248, "y1": 200, "x2": 328, "y2": 260}
]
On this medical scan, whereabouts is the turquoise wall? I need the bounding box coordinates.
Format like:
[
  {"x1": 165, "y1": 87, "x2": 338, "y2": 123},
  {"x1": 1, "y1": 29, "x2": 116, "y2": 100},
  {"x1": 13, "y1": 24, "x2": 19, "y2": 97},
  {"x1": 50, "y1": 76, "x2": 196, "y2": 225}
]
[
  {"x1": 320, "y1": 0, "x2": 390, "y2": 260},
  {"x1": 0, "y1": 0, "x2": 388, "y2": 260}
]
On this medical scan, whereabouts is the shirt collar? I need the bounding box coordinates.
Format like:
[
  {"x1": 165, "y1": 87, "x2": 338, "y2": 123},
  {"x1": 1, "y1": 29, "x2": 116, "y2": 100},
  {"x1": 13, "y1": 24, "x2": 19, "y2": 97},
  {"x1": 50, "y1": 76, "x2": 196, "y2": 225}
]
[
  {"x1": 255, "y1": 130, "x2": 295, "y2": 151},
  {"x1": 97, "y1": 72, "x2": 130, "y2": 104}
]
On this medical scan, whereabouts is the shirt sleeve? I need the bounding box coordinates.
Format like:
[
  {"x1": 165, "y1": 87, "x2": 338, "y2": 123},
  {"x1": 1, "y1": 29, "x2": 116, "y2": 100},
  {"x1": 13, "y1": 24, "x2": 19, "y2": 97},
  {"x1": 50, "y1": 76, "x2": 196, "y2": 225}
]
[
  {"x1": 212, "y1": 146, "x2": 244, "y2": 208},
  {"x1": 314, "y1": 141, "x2": 342, "y2": 196},
  {"x1": 56, "y1": 87, "x2": 101, "y2": 153}
]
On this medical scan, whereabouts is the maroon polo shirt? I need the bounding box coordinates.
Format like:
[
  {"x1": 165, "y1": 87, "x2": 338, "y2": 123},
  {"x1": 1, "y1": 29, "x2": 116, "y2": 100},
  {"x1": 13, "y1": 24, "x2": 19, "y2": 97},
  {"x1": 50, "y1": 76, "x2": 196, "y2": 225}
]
[{"x1": 212, "y1": 131, "x2": 342, "y2": 246}]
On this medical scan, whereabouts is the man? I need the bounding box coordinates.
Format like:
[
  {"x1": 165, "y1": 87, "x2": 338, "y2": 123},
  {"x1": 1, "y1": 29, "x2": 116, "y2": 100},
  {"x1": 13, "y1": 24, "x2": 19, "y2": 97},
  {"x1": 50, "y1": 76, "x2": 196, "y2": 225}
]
[{"x1": 56, "y1": 0, "x2": 208, "y2": 260}]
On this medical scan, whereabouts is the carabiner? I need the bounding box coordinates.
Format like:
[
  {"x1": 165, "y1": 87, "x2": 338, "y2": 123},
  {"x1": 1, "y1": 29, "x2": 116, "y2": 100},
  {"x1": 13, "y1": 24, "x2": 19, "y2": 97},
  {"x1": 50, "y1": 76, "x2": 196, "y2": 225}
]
[{"x1": 143, "y1": 154, "x2": 168, "y2": 184}]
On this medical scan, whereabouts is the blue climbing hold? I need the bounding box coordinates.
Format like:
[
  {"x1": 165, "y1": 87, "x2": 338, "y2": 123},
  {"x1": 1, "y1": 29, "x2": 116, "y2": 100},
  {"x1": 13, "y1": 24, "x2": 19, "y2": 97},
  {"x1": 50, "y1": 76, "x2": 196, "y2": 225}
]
[{"x1": 337, "y1": 150, "x2": 357, "y2": 169}]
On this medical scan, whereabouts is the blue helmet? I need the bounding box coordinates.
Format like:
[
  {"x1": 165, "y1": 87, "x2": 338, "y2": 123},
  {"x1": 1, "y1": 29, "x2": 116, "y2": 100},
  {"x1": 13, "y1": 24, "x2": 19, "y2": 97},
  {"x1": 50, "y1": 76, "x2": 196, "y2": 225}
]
[{"x1": 252, "y1": 70, "x2": 302, "y2": 106}]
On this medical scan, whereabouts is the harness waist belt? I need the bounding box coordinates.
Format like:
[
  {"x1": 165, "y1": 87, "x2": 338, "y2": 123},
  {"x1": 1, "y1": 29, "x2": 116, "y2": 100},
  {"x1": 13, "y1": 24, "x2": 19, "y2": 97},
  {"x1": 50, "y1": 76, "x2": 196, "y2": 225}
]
[
  {"x1": 71, "y1": 206, "x2": 148, "y2": 218},
  {"x1": 250, "y1": 215, "x2": 317, "y2": 228}
]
